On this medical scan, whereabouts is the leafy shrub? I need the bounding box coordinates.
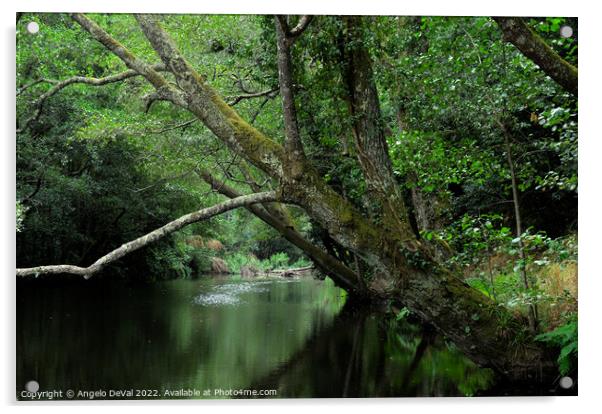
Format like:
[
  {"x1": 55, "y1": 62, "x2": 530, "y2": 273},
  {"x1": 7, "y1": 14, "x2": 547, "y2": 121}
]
[
  {"x1": 223, "y1": 251, "x2": 302, "y2": 274},
  {"x1": 535, "y1": 315, "x2": 577, "y2": 375},
  {"x1": 147, "y1": 241, "x2": 193, "y2": 280},
  {"x1": 189, "y1": 250, "x2": 213, "y2": 274},
  {"x1": 290, "y1": 257, "x2": 312, "y2": 268},
  {"x1": 224, "y1": 252, "x2": 263, "y2": 274},
  {"x1": 261, "y1": 252, "x2": 290, "y2": 270}
]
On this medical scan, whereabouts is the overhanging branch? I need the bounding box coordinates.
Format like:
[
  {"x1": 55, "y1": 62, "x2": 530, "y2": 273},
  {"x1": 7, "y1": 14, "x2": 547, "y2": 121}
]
[
  {"x1": 289, "y1": 15, "x2": 314, "y2": 43},
  {"x1": 134, "y1": 13, "x2": 287, "y2": 177},
  {"x1": 16, "y1": 191, "x2": 277, "y2": 278},
  {"x1": 493, "y1": 17, "x2": 578, "y2": 96}
]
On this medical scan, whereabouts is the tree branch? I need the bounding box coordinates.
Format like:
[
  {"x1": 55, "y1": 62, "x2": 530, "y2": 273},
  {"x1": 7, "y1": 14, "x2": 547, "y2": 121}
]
[
  {"x1": 147, "y1": 118, "x2": 197, "y2": 134},
  {"x1": 16, "y1": 191, "x2": 277, "y2": 278},
  {"x1": 227, "y1": 87, "x2": 279, "y2": 106},
  {"x1": 493, "y1": 17, "x2": 578, "y2": 96},
  {"x1": 71, "y1": 13, "x2": 169, "y2": 90},
  {"x1": 288, "y1": 15, "x2": 314, "y2": 44},
  {"x1": 197, "y1": 168, "x2": 362, "y2": 294},
  {"x1": 17, "y1": 78, "x2": 56, "y2": 96},
  {"x1": 134, "y1": 14, "x2": 286, "y2": 178},
  {"x1": 17, "y1": 64, "x2": 166, "y2": 133},
  {"x1": 75, "y1": 13, "x2": 395, "y2": 281},
  {"x1": 275, "y1": 16, "x2": 307, "y2": 177}
]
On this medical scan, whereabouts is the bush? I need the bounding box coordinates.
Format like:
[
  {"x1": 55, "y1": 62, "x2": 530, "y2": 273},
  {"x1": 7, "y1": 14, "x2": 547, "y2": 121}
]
[
  {"x1": 261, "y1": 252, "x2": 290, "y2": 270},
  {"x1": 224, "y1": 252, "x2": 263, "y2": 274},
  {"x1": 536, "y1": 315, "x2": 577, "y2": 375},
  {"x1": 147, "y1": 240, "x2": 193, "y2": 280}
]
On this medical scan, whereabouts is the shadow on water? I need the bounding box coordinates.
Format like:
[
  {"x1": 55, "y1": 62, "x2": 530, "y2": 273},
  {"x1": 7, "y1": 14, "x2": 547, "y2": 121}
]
[{"x1": 16, "y1": 276, "x2": 571, "y2": 399}]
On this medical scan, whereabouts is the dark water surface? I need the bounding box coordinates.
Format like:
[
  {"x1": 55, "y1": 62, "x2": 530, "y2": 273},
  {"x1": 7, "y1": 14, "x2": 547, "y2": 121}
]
[{"x1": 17, "y1": 276, "x2": 554, "y2": 399}]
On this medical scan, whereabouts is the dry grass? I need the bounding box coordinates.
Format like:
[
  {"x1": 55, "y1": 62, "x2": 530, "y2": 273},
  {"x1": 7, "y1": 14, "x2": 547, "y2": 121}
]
[
  {"x1": 535, "y1": 262, "x2": 578, "y2": 328},
  {"x1": 185, "y1": 236, "x2": 225, "y2": 251}
]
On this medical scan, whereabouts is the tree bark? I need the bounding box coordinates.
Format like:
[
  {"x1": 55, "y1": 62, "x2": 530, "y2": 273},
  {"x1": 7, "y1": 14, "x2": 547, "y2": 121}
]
[
  {"x1": 493, "y1": 17, "x2": 577, "y2": 96},
  {"x1": 16, "y1": 191, "x2": 276, "y2": 278}
]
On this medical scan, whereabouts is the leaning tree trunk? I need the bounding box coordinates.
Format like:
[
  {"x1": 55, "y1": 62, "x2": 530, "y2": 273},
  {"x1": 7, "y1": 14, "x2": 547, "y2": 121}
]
[{"x1": 55, "y1": 13, "x2": 557, "y2": 381}]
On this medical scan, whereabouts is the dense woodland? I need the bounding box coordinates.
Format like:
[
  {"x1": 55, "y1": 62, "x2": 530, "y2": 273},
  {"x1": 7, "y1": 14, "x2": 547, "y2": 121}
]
[{"x1": 16, "y1": 14, "x2": 577, "y2": 383}]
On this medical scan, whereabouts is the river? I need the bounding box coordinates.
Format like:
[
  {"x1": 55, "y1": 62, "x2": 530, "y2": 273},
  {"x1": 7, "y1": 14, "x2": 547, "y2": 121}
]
[{"x1": 17, "y1": 275, "x2": 561, "y2": 399}]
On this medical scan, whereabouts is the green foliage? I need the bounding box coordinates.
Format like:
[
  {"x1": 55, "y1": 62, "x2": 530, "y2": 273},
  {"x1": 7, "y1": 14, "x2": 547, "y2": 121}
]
[
  {"x1": 395, "y1": 307, "x2": 411, "y2": 321},
  {"x1": 445, "y1": 214, "x2": 512, "y2": 265},
  {"x1": 536, "y1": 315, "x2": 578, "y2": 375},
  {"x1": 223, "y1": 251, "x2": 306, "y2": 275},
  {"x1": 16, "y1": 201, "x2": 27, "y2": 233},
  {"x1": 262, "y1": 252, "x2": 290, "y2": 270},
  {"x1": 223, "y1": 252, "x2": 262, "y2": 274},
  {"x1": 147, "y1": 240, "x2": 193, "y2": 280}
]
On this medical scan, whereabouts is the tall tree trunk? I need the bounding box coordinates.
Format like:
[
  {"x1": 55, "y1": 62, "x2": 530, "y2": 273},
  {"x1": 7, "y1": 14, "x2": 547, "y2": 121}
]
[
  {"x1": 498, "y1": 120, "x2": 539, "y2": 332},
  {"x1": 341, "y1": 17, "x2": 418, "y2": 252},
  {"x1": 274, "y1": 16, "x2": 308, "y2": 179}
]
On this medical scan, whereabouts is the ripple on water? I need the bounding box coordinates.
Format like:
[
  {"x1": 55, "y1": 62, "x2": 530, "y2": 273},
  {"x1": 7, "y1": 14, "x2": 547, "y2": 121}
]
[{"x1": 193, "y1": 281, "x2": 271, "y2": 307}]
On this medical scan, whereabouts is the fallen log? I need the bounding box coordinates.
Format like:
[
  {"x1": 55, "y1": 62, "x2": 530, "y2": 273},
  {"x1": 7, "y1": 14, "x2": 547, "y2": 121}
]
[{"x1": 266, "y1": 265, "x2": 315, "y2": 277}]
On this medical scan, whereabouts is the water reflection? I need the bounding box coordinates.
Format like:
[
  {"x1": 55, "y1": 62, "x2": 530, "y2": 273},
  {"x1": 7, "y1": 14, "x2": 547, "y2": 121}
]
[
  {"x1": 17, "y1": 276, "x2": 494, "y2": 399},
  {"x1": 251, "y1": 303, "x2": 494, "y2": 397}
]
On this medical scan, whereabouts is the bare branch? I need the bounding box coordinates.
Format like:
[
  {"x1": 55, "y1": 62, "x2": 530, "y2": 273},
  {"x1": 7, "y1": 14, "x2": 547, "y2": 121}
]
[
  {"x1": 20, "y1": 174, "x2": 44, "y2": 204},
  {"x1": 276, "y1": 15, "x2": 314, "y2": 46},
  {"x1": 250, "y1": 97, "x2": 271, "y2": 124},
  {"x1": 129, "y1": 166, "x2": 198, "y2": 193},
  {"x1": 493, "y1": 17, "x2": 577, "y2": 96},
  {"x1": 231, "y1": 73, "x2": 256, "y2": 94},
  {"x1": 142, "y1": 86, "x2": 173, "y2": 113},
  {"x1": 16, "y1": 191, "x2": 277, "y2": 278},
  {"x1": 227, "y1": 87, "x2": 279, "y2": 106},
  {"x1": 17, "y1": 79, "x2": 57, "y2": 96},
  {"x1": 146, "y1": 118, "x2": 197, "y2": 134},
  {"x1": 288, "y1": 15, "x2": 314, "y2": 43}
]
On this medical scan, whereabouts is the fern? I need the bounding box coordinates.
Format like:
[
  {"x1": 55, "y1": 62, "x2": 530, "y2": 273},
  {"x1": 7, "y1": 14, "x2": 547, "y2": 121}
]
[{"x1": 536, "y1": 316, "x2": 577, "y2": 375}]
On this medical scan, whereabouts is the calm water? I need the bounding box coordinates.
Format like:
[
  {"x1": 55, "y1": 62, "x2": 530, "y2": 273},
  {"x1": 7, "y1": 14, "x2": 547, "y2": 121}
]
[{"x1": 17, "y1": 276, "x2": 504, "y2": 399}]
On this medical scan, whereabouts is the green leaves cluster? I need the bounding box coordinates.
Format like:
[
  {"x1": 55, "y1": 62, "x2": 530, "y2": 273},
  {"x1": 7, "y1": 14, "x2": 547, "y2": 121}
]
[{"x1": 536, "y1": 315, "x2": 578, "y2": 375}]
